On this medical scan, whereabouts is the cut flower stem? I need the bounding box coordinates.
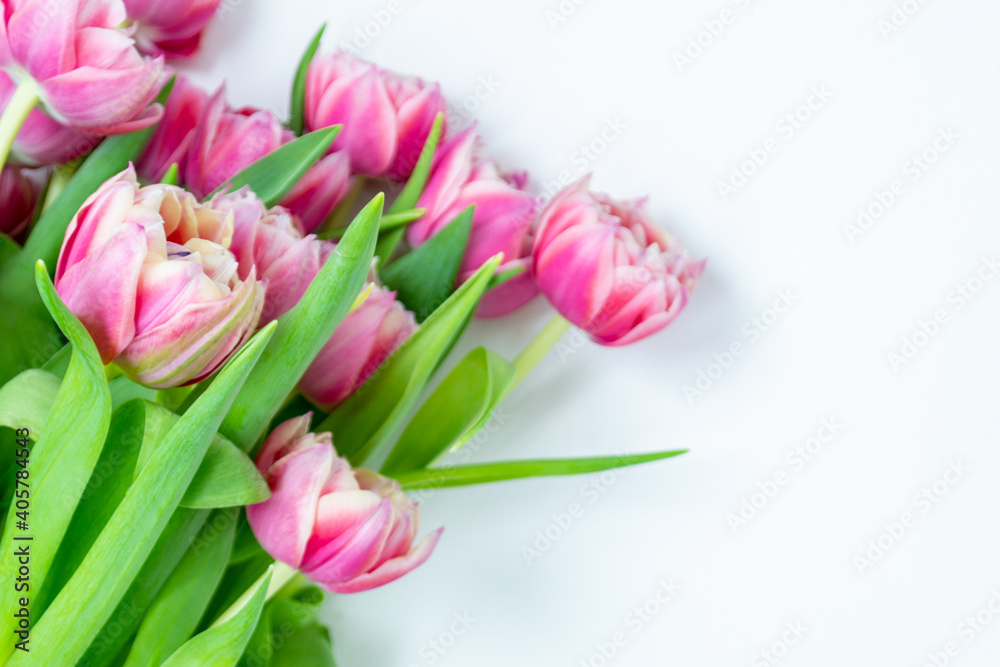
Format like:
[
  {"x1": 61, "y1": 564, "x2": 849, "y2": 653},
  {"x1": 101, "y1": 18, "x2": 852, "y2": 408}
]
[{"x1": 0, "y1": 77, "x2": 39, "y2": 172}]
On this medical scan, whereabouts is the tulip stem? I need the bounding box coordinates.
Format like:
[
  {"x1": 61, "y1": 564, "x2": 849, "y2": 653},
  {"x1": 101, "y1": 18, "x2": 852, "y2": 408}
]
[
  {"x1": 209, "y1": 561, "x2": 300, "y2": 629},
  {"x1": 508, "y1": 313, "x2": 572, "y2": 394},
  {"x1": 0, "y1": 77, "x2": 39, "y2": 172}
]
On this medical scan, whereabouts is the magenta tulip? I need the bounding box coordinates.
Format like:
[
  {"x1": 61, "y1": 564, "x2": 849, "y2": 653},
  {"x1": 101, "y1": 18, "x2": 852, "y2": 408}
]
[
  {"x1": 0, "y1": 166, "x2": 39, "y2": 239},
  {"x1": 247, "y1": 415, "x2": 442, "y2": 594},
  {"x1": 124, "y1": 0, "x2": 221, "y2": 59},
  {"x1": 0, "y1": 0, "x2": 164, "y2": 134},
  {"x1": 532, "y1": 176, "x2": 705, "y2": 346},
  {"x1": 298, "y1": 281, "x2": 415, "y2": 409},
  {"x1": 280, "y1": 150, "x2": 352, "y2": 233},
  {"x1": 409, "y1": 129, "x2": 540, "y2": 317},
  {"x1": 382, "y1": 70, "x2": 447, "y2": 181},
  {"x1": 55, "y1": 165, "x2": 264, "y2": 387},
  {"x1": 136, "y1": 74, "x2": 208, "y2": 183}
]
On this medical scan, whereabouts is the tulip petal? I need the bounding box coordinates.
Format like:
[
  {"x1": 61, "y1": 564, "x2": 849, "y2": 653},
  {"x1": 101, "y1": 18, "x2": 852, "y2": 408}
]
[
  {"x1": 325, "y1": 527, "x2": 443, "y2": 594},
  {"x1": 300, "y1": 497, "x2": 394, "y2": 582}
]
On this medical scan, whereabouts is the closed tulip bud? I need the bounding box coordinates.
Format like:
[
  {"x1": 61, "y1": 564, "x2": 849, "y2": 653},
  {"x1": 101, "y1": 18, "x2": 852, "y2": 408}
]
[
  {"x1": 280, "y1": 150, "x2": 352, "y2": 233},
  {"x1": 0, "y1": 0, "x2": 165, "y2": 134},
  {"x1": 247, "y1": 415, "x2": 442, "y2": 594},
  {"x1": 124, "y1": 0, "x2": 221, "y2": 59},
  {"x1": 298, "y1": 279, "x2": 415, "y2": 409},
  {"x1": 410, "y1": 131, "x2": 540, "y2": 317},
  {"x1": 382, "y1": 71, "x2": 447, "y2": 181},
  {"x1": 55, "y1": 165, "x2": 264, "y2": 387},
  {"x1": 304, "y1": 52, "x2": 397, "y2": 177},
  {"x1": 137, "y1": 74, "x2": 208, "y2": 183},
  {"x1": 0, "y1": 166, "x2": 40, "y2": 240},
  {"x1": 0, "y1": 72, "x2": 98, "y2": 167},
  {"x1": 532, "y1": 176, "x2": 705, "y2": 346}
]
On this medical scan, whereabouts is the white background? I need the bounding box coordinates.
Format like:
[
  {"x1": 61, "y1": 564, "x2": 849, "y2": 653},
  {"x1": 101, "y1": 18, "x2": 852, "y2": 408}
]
[{"x1": 186, "y1": 1, "x2": 1000, "y2": 665}]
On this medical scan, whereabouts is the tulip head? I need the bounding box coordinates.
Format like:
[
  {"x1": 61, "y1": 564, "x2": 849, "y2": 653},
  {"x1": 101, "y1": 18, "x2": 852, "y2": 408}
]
[
  {"x1": 247, "y1": 415, "x2": 442, "y2": 594},
  {"x1": 0, "y1": 166, "x2": 39, "y2": 240},
  {"x1": 0, "y1": 0, "x2": 165, "y2": 134},
  {"x1": 55, "y1": 166, "x2": 264, "y2": 387},
  {"x1": 124, "y1": 0, "x2": 221, "y2": 59},
  {"x1": 382, "y1": 70, "x2": 447, "y2": 181},
  {"x1": 532, "y1": 176, "x2": 705, "y2": 346},
  {"x1": 0, "y1": 72, "x2": 97, "y2": 166},
  {"x1": 137, "y1": 74, "x2": 208, "y2": 183},
  {"x1": 298, "y1": 278, "x2": 415, "y2": 409}
]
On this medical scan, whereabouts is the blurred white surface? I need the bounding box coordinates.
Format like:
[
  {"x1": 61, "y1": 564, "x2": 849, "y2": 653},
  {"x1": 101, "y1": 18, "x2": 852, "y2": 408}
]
[{"x1": 185, "y1": 1, "x2": 1000, "y2": 664}]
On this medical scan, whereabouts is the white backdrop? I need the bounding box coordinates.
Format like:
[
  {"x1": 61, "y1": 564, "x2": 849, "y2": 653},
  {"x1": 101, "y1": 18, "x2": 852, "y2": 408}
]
[{"x1": 185, "y1": 1, "x2": 1000, "y2": 665}]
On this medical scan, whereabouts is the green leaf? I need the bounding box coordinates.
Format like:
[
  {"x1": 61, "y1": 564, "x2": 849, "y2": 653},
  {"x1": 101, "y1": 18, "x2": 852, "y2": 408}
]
[
  {"x1": 132, "y1": 401, "x2": 270, "y2": 509},
  {"x1": 220, "y1": 195, "x2": 382, "y2": 453},
  {"x1": 161, "y1": 162, "x2": 180, "y2": 185},
  {"x1": 0, "y1": 263, "x2": 111, "y2": 663},
  {"x1": 0, "y1": 233, "x2": 17, "y2": 268},
  {"x1": 380, "y1": 206, "x2": 473, "y2": 321},
  {"x1": 242, "y1": 589, "x2": 335, "y2": 667},
  {"x1": 289, "y1": 24, "x2": 326, "y2": 136},
  {"x1": 320, "y1": 254, "x2": 503, "y2": 466},
  {"x1": 125, "y1": 508, "x2": 238, "y2": 667},
  {"x1": 208, "y1": 127, "x2": 340, "y2": 207},
  {"x1": 376, "y1": 112, "x2": 444, "y2": 265},
  {"x1": 394, "y1": 450, "x2": 689, "y2": 489},
  {"x1": 201, "y1": 552, "x2": 273, "y2": 632},
  {"x1": 161, "y1": 566, "x2": 273, "y2": 667},
  {"x1": 382, "y1": 347, "x2": 515, "y2": 474},
  {"x1": 0, "y1": 368, "x2": 61, "y2": 438},
  {"x1": 487, "y1": 264, "x2": 526, "y2": 291},
  {"x1": 229, "y1": 513, "x2": 264, "y2": 565},
  {"x1": 318, "y1": 207, "x2": 425, "y2": 240},
  {"x1": 14, "y1": 322, "x2": 275, "y2": 666}
]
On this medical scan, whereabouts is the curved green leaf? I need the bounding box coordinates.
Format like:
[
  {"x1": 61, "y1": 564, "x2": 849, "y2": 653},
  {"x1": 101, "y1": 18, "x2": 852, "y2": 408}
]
[
  {"x1": 394, "y1": 450, "x2": 689, "y2": 489},
  {"x1": 382, "y1": 347, "x2": 515, "y2": 474},
  {"x1": 289, "y1": 24, "x2": 326, "y2": 136},
  {"x1": 320, "y1": 254, "x2": 503, "y2": 466},
  {"x1": 0, "y1": 263, "x2": 111, "y2": 662},
  {"x1": 162, "y1": 566, "x2": 273, "y2": 667},
  {"x1": 0, "y1": 368, "x2": 61, "y2": 439}
]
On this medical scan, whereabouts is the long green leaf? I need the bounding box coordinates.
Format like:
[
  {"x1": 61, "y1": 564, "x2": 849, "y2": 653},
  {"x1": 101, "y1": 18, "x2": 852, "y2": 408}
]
[
  {"x1": 289, "y1": 24, "x2": 326, "y2": 135},
  {"x1": 382, "y1": 347, "x2": 515, "y2": 474},
  {"x1": 394, "y1": 451, "x2": 689, "y2": 489},
  {"x1": 14, "y1": 322, "x2": 276, "y2": 666},
  {"x1": 0, "y1": 369, "x2": 60, "y2": 438},
  {"x1": 220, "y1": 195, "x2": 382, "y2": 453},
  {"x1": 320, "y1": 254, "x2": 503, "y2": 465},
  {"x1": 208, "y1": 127, "x2": 340, "y2": 206},
  {"x1": 162, "y1": 567, "x2": 273, "y2": 667},
  {"x1": 0, "y1": 263, "x2": 111, "y2": 662},
  {"x1": 241, "y1": 587, "x2": 334, "y2": 667},
  {"x1": 125, "y1": 508, "x2": 238, "y2": 667},
  {"x1": 380, "y1": 206, "x2": 473, "y2": 321}
]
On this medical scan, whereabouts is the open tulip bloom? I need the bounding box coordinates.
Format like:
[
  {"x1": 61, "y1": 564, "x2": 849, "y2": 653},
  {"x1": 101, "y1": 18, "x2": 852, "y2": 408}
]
[{"x1": 0, "y1": 14, "x2": 703, "y2": 667}]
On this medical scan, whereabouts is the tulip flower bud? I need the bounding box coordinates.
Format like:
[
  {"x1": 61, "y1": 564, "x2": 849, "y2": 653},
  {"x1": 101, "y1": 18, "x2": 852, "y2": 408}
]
[
  {"x1": 532, "y1": 176, "x2": 705, "y2": 346},
  {"x1": 304, "y1": 52, "x2": 446, "y2": 179},
  {"x1": 247, "y1": 415, "x2": 442, "y2": 594},
  {"x1": 124, "y1": 0, "x2": 221, "y2": 59},
  {"x1": 55, "y1": 166, "x2": 264, "y2": 387},
  {"x1": 0, "y1": 166, "x2": 40, "y2": 240},
  {"x1": 298, "y1": 278, "x2": 416, "y2": 409},
  {"x1": 410, "y1": 129, "x2": 540, "y2": 317},
  {"x1": 0, "y1": 0, "x2": 165, "y2": 134},
  {"x1": 136, "y1": 74, "x2": 209, "y2": 183}
]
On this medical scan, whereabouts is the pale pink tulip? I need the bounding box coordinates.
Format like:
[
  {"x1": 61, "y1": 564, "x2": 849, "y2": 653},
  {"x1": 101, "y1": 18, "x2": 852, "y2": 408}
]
[
  {"x1": 0, "y1": 72, "x2": 98, "y2": 166},
  {"x1": 247, "y1": 415, "x2": 442, "y2": 594},
  {"x1": 124, "y1": 0, "x2": 221, "y2": 59},
  {"x1": 55, "y1": 165, "x2": 264, "y2": 387},
  {"x1": 0, "y1": 0, "x2": 164, "y2": 134},
  {"x1": 136, "y1": 74, "x2": 208, "y2": 183},
  {"x1": 0, "y1": 166, "x2": 39, "y2": 239},
  {"x1": 409, "y1": 129, "x2": 540, "y2": 317},
  {"x1": 532, "y1": 176, "x2": 705, "y2": 346},
  {"x1": 298, "y1": 279, "x2": 415, "y2": 409}
]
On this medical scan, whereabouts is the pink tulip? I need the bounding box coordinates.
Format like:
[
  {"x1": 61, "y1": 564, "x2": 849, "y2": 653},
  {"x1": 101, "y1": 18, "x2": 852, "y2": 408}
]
[
  {"x1": 382, "y1": 70, "x2": 447, "y2": 181},
  {"x1": 247, "y1": 415, "x2": 442, "y2": 594},
  {"x1": 0, "y1": 0, "x2": 164, "y2": 134},
  {"x1": 409, "y1": 129, "x2": 540, "y2": 317},
  {"x1": 532, "y1": 176, "x2": 705, "y2": 346},
  {"x1": 212, "y1": 190, "x2": 335, "y2": 323},
  {"x1": 124, "y1": 0, "x2": 221, "y2": 59},
  {"x1": 186, "y1": 87, "x2": 350, "y2": 229},
  {"x1": 0, "y1": 72, "x2": 98, "y2": 166},
  {"x1": 136, "y1": 74, "x2": 208, "y2": 183},
  {"x1": 298, "y1": 280, "x2": 415, "y2": 409},
  {"x1": 0, "y1": 166, "x2": 39, "y2": 239},
  {"x1": 55, "y1": 165, "x2": 264, "y2": 387}
]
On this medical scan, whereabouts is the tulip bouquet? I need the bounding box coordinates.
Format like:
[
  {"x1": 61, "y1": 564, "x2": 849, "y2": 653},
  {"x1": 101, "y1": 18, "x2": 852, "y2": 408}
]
[{"x1": 0, "y1": 1, "x2": 704, "y2": 664}]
